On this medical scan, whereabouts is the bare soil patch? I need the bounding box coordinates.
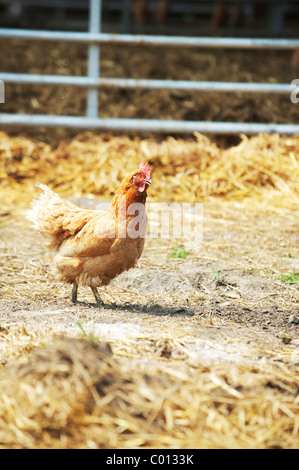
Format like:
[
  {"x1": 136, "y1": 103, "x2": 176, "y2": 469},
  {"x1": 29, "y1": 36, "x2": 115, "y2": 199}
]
[
  {"x1": 1, "y1": 202, "x2": 299, "y2": 449},
  {"x1": 0, "y1": 132, "x2": 298, "y2": 448}
]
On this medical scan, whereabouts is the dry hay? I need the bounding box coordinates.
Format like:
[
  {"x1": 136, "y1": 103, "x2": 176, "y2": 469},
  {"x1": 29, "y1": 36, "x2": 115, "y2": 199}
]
[
  {"x1": 0, "y1": 323, "x2": 49, "y2": 361},
  {"x1": 1, "y1": 131, "x2": 299, "y2": 213},
  {"x1": 0, "y1": 335, "x2": 298, "y2": 449},
  {"x1": 1, "y1": 131, "x2": 299, "y2": 449}
]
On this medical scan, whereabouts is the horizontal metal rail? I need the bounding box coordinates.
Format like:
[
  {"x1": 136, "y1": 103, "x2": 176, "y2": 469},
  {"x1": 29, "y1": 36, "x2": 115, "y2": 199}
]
[
  {"x1": 1, "y1": 8, "x2": 299, "y2": 135},
  {"x1": 0, "y1": 72, "x2": 294, "y2": 94},
  {"x1": 1, "y1": 28, "x2": 299, "y2": 49},
  {"x1": 0, "y1": 113, "x2": 298, "y2": 135}
]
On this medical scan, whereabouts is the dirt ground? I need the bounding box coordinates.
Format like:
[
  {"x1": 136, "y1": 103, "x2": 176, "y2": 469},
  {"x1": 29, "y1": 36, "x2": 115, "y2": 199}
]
[
  {"x1": 1, "y1": 201, "x2": 299, "y2": 448},
  {"x1": 1, "y1": 195, "x2": 298, "y2": 364},
  {"x1": 0, "y1": 135, "x2": 299, "y2": 448}
]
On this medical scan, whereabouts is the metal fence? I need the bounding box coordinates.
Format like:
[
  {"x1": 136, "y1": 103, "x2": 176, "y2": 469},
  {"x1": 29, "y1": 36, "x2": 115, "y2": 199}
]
[{"x1": 0, "y1": 0, "x2": 299, "y2": 134}]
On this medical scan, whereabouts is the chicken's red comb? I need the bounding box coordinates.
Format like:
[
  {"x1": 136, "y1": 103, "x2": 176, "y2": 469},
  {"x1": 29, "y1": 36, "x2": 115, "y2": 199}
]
[{"x1": 139, "y1": 161, "x2": 151, "y2": 179}]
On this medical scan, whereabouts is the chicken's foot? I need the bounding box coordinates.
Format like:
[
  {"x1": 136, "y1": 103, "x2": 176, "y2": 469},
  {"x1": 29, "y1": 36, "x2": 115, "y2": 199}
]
[
  {"x1": 91, "y1": 287, "x2": 104, "y2": 308},
  {"x1": 70, "y1": 282, "x2": 78, "y2": 304}
]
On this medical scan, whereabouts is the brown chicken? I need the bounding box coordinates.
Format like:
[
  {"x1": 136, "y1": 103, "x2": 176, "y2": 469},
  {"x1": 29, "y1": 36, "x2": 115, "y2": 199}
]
[{"x1": 27, "y1": 162, "x2": 151, "y2": 307}]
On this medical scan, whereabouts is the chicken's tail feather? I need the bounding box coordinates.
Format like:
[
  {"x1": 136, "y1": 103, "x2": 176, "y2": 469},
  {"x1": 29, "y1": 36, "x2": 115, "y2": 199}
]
[
  {"x1": 27, "y1": 184, "x2": 57, "y2": 229},
  {"x1": 27, "y1": 184, "x2": 93, "y2": 251}
]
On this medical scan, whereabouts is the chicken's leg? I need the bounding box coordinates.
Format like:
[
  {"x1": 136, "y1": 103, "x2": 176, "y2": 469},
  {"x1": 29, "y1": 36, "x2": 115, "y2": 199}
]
[
  {"x1": 70, "y1": 282, "x2": 78, "y2": 304},
  {"x1": 91, "y1": 287, "x2": 104, "y2": 308}
]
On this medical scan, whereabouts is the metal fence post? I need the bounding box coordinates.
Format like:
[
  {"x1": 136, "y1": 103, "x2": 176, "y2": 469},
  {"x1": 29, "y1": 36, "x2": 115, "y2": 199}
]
[{"x1": 86, "y1": 0, "x2": 101, "y2": 118}]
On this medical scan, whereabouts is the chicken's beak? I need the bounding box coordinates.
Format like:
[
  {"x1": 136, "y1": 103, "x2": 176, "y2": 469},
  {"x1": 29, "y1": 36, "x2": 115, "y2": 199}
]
[{"x1": 145, "y1": 178, "x2": 152, "y2": 186}]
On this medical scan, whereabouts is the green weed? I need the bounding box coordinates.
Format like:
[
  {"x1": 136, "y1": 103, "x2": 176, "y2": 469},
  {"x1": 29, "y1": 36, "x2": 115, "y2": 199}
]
[
  {"x1": 76, "y1": 321, "x2": 99, "y2": 343},
  {"x1": 170, "y1": 247, "x2": 190, "y2": 259},
  {"x1": 277, "y1": 272, "x2": 299, "y2": 284}
]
